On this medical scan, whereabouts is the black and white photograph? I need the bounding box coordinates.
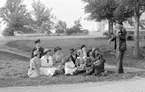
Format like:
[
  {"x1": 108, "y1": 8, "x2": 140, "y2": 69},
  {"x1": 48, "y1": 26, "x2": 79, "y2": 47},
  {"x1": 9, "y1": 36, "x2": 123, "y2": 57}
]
[{"x1": 0, "y1": 0, "x2": 145, "y2": 92}]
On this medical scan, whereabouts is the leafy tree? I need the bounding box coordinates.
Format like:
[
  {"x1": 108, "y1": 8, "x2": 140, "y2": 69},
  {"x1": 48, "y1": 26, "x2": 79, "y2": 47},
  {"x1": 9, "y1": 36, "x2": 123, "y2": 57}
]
[
  {"x1": 55, "y1": 20, "x2": 67, "y2": 33},
  {"x1": 119, "y1": 0, "x2": 145, "y2": 58},
  {"x1": 66, "y1": 18, "x2": 83, "y2": 35},
  {"x1": 0, "y1": 0, "x2": 32, "y2": 36},
  {"x1": 73, "y1": 18, "x2": 82, "y2": 33},
  {"x1": 32, "y1": 0, "x2": 54, "y2": 33},
  {"x1": 126, "y1": 18, "x2": 145, "y2": 29},
  {"x1": 83, "y1": 0, "x2": 117, "y2": 38},
  {"x1": 83, "y1": 0, "x2": 134, "y2": 37}
]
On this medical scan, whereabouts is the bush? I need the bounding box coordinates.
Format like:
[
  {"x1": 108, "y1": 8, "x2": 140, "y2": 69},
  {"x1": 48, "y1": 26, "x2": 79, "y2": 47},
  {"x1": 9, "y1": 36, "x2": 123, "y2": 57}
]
[
  {"x1": 21, "y1": 27, "x2": 35, "y2": 33},
  {"x1": 103, "y1": 31, "x2": 114, "y2": 37},
  {"x1": 81, "y1": 29, "x2": 89, "y2": 34},
  {"x1": 66, "y1": 28, "x2": 75, "y2": 35},
  {"x1": 127, "y1": 36, "x2": 134, "y2": 40},
  {"x1": 55, "y1": 29, "x2": 65, "y2": 33},
  {"x1": 103, "y1": 31, "x2": 109, "y2": 37},
  {"x1": 65, "y1": 26, "x2": 86, "y2": 35},
  {"x1": 2, "y1": 27, "x2": 15, "y2": 36}
]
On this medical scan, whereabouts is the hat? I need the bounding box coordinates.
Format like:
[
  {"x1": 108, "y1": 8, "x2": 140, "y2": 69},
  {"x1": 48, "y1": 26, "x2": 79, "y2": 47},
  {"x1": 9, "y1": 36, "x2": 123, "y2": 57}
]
[
  {"x1": 43, "y1": 48, "x2": 51, "y2": 55},
  {"x1": 94, "y1": 47, "x2": 100, "y2": 52},
  {"x1": 77, "y1": 50, "x2": 82, "y2": 56},
  {"x1": 70, "y1": 48, "x2": 76, "y2": 53},
  {"x1": 34, "y1": 39, "x2": 41, "y2": 44},
  {"x1": 116, "y1": 21, "x2": 123, "y2": 25},
  {"x1": 81, "y1": 45, "x2": 86, "y2": 49},
  {"x1": 54, "y1": 47, "x2": 62, "y2": 52},
  {"x1": 33, "y1": 50, "x2": 39, "y2": 56}
]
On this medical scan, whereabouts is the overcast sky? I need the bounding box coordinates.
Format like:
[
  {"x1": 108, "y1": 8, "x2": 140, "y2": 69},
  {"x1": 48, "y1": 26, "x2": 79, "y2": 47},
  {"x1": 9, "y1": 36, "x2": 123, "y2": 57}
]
[{"x1": 0, "y1": 0, "x2": 98, "y2": 31}]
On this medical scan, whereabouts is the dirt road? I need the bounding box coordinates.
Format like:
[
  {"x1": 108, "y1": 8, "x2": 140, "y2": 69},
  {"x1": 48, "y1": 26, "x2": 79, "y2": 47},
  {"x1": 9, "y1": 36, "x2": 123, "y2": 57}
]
[{"x1": 0, "y1": 76, "x2": 145, "y2": 92}]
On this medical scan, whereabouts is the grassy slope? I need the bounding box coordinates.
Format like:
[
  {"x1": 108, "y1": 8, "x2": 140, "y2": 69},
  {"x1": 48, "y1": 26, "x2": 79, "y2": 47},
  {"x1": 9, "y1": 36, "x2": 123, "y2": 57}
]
[
  {"x1": 0, "y1": 38, "x2": 145, "y2": 87},
  {"x1": 6, "y1": 38, "x2": 145, "y2": 68},
  {"x1": 0, "y1": 51, "x2": 140, "y2": 88}
]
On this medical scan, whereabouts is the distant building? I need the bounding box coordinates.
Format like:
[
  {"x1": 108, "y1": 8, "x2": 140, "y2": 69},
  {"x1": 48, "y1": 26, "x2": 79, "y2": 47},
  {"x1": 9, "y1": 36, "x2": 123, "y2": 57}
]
[{"x1": 89, "y1": 13, "x2": 145, "y2": 37}]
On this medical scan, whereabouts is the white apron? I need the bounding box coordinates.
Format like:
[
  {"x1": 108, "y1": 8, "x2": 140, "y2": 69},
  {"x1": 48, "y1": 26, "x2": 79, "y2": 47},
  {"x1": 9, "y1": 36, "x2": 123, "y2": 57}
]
[
  {"x1": 65, "y1": 61, "x2": 76, "y2": 75},
  {"x1": 40, "y1": 56, "x2": 56, "y2": 76}
]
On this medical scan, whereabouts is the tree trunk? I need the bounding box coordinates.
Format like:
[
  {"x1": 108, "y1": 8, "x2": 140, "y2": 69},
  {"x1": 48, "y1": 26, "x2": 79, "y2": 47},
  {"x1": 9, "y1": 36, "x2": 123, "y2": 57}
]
[
  {"x1": 110, "y1": 21, "x2": 113, "y2": 35},
  {"x1": 108, "y1": 20, "x2": 113, "y2": 38},
  {"x1": 133, "y1": 1, "x2": 140, "y2": 58},
  {"x1": 134, "y1": 15, "x2": 140, "y2": 58},
  {"x1": 108, "y1": 21, "x2": 111, "y2": 38}
]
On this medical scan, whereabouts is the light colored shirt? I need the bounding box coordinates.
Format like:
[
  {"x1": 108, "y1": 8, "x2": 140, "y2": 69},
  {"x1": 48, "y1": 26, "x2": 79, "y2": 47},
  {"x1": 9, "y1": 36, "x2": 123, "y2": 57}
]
[
  {"x1": 53, "y1": 53, "x2": 65, "y2": 66},
  {"x1": 65, "y1": 61, "x2": 75, "y2": 69},
  {"x1": 41, "y1": 56, "x2": 53, "y2": 67},
  {"x1": 30, "y1": 57, "x2": 41, "y2": 69}
]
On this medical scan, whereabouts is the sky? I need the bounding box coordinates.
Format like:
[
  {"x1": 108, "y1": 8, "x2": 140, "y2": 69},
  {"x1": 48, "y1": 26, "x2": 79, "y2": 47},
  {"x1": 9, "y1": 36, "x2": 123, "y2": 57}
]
[{"x1": 0, "y1": 0, "x2": 99, "y2": 31}]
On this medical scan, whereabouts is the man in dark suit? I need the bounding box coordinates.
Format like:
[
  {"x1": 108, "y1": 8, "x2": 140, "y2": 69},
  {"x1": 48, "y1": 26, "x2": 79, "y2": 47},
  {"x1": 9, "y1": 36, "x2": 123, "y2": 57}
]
[
  {"x1": 31, "y1": 39, "x2": 44, "y2": 58},
  {"x1": 109, "y1": 21, "x2": 127, "y2": 73}
]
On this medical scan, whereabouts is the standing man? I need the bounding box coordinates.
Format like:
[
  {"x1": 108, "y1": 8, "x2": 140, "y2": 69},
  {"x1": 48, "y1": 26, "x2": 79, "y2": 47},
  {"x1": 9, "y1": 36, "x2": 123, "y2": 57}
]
[
  {"x1": 31, "y1": 39, "x2": 44, "y2": 58},
  {"x1": 109, "y1": 21, "x2": 127, "y2": 73}
]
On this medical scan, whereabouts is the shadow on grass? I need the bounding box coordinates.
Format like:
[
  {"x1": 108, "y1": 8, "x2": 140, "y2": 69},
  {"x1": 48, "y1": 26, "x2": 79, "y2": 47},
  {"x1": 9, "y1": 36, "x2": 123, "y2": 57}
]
[
  {"x1": 0, "y1": 51, "x2": 29, "y2": 61},
  {"x1": 1, "y1": 70, "x2": 144, "y2": 88}
]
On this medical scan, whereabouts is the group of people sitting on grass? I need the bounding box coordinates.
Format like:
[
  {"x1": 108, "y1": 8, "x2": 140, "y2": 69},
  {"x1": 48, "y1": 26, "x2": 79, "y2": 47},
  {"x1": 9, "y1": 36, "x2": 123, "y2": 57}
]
[{"x1": 27, "y1": 39, "x2": 107, "y2": 78}]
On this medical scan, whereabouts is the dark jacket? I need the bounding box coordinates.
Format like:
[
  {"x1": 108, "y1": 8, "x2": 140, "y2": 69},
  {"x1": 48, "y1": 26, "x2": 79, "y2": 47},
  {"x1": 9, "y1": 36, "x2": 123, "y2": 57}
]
[
  {"x1": 31, "y1": 47, "x2": 44, "y2": 58},
  {"x1": 70, "y1": 54, "x2": 77, "y2": 65},
  {"x1": 93, "y1": 54, "x2": 106, "y2": 70},
  {"x1": 110, "y1": 28, "x2": 127, "y2": 52}
]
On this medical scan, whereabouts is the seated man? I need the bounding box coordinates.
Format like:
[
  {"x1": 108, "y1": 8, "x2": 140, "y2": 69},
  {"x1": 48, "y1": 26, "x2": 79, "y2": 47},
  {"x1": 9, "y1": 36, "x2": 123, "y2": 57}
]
[{"x1": 31, "y1": 39, "x2": 44, "y2": 58}]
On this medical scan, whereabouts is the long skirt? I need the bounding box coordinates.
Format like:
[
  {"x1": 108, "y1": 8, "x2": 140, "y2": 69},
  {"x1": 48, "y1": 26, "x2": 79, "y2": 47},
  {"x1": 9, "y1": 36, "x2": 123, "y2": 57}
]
[
  {"x1": 40, "y1": 67, "x2": 57, "y2": 76},
  {"x1": 65, "y1": 67, "x2": 77, "y2": 75},
  {"x1": 27, "y1": 68, "x2": 40, "y2": 78}
]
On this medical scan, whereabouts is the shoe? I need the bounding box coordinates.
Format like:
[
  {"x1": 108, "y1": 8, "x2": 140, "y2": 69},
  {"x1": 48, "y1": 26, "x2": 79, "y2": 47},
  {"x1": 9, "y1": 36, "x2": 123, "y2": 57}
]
[{"x1": 101, "y1": 70, "x2": 108, "y2": 76}]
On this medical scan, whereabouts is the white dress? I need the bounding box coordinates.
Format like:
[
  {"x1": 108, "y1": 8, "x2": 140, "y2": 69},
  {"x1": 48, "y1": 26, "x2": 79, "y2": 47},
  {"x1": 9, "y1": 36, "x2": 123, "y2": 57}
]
[
  {"x1": 40, "y1": 56, "x2": 57, "y2": 76},
  {"x1": 65, "y1": 61, "x2": 77, "y2": 75},
  {"x1": 27, "y1": 57, "x2": 41, "y2": 78}
]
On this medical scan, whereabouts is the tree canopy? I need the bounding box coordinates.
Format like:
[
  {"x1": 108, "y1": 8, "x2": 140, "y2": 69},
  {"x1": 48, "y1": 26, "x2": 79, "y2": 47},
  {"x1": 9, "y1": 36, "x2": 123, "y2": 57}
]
[
  {"x1": 31, "y1": 0, "x2": 54, "y2": 33},
  {"x1": 83, "y1": 0, "x2": 134, "y2": 22},
  {"x1": 0, "y1": 0, "x2": 32, "y2": 35},
  {"x1": 55, "y1": 20, "x2": 67, "y2": 33}
]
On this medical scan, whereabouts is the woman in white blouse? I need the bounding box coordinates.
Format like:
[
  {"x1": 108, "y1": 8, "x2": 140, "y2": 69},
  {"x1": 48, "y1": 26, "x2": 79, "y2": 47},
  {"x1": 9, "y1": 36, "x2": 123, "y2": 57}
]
[
  {"x1": 40, "y1": 49, "x2": 57, "y2": 77},
  {"x1": 65, "y1": 57, "x2": 77, "y2": 76}
]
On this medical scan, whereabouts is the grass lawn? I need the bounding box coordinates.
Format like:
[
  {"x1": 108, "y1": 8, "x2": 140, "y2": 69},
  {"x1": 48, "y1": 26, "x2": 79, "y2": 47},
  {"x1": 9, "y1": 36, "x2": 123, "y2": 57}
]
[
  {"x1": 6, "y1": 38, "x2": 145, "y2": 69},
  {"x1": 0, "y1": 37, "x2": 145, "y2": 87},
  {"x1": 1, "y1": 51, "x2": 144, "y2": 88}
]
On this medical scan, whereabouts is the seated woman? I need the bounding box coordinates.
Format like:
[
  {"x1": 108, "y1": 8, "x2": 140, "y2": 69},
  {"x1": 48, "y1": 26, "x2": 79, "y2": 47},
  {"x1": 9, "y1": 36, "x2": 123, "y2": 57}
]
[
  {"x1": 64, "y1": 55, "x2": 77, "y2": 76},
  {"x1": 86, "y1": 49, "x2": 94, "y2": 67},
  {"x1": 85, "y1": 48, "x2": 107, "y2": 76},
  {"x1": 27, "y1": 50, "x2": 41, "y2": 78},
  {"x1": 53, "y1": 47, "x2": 65, "y2": 73},
  {"x1": 80, "y1": 45, "x2": 87, "y2": 59},
  {"x1": 74, "y1": 50, "x2": 86, "y2": 75},
  {"x1": 40, "y1": 49, "x2": 57, "y2": 77},
  {"x1": 69, "y1": 48, "x2": 77, "y2": 66}
]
